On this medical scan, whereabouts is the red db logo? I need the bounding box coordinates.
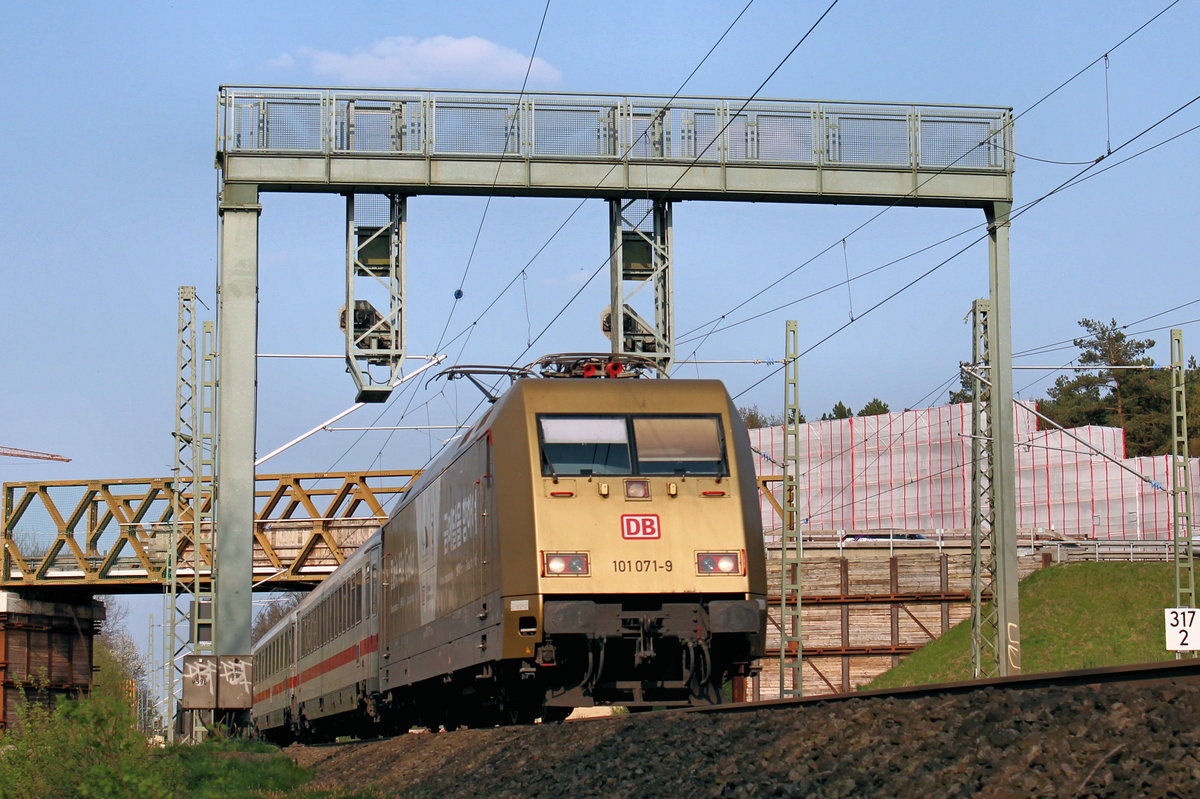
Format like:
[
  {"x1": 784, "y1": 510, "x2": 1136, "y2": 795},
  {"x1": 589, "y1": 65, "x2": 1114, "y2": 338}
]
[{"x1": 621, "y1": 514, "x2": 660, "y2": 539}]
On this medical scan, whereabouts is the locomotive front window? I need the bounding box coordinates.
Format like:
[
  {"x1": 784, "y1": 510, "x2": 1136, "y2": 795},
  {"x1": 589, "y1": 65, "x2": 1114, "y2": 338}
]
[
  {"x1": 538, "y1": 414, "x2": 728, "y2": 477},
  {"x1": 633, "y1": 416, "x2": 727, "y2": 475},
  {"x1": 539, "y1": 416, "x2": 632, "y2": 475}
]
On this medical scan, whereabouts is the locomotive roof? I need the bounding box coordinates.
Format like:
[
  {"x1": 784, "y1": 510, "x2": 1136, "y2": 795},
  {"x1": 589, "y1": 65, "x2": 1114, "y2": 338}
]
[
  {"x1": 503, "y1": 376, "x2": 733, "y2": 408},
  {"x1": 394, "y1": 377, "x2": 735, "y2": 506}
]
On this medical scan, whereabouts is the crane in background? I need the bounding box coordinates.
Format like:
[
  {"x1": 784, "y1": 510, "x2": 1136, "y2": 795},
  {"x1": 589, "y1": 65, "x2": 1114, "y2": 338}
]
[{"x1": 0, "y1": 446, "x2": 70, "y2": 462}]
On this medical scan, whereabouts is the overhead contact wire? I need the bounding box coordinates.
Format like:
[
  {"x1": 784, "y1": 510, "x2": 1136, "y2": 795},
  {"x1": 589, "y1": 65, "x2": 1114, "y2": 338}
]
[
  {"x1": 729, "y1": 92, "x2": 1200, "y2": 403},
  {"x1": 678, "y1": 0, "x2": 1182, "y2": 345},
  {"x1": 437, "y1": 0, "x2": 759, "y2": 359},
  {"x1": 433, "y1": 0, "x2": 553, "y2": 356}
]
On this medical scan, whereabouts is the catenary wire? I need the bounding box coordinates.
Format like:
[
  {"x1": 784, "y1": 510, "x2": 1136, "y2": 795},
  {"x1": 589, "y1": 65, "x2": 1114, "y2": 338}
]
[
  {"x1": 727, "y1": 93, "x2": 1200, "y2": 404},
  {"x1": 406, "y1": 0, "x2": 840, "y2": 472},
  {"x1": 340, "y1": 1, "x2": 1188, "y2": 474},
  {"x1": 675, "y1": 1, "x2": 1182, "y2": 345},
  {"x1": 433, "y1": 0, "x2": 759, "y2": 361},
  {"x1": 433, "y1": 0, "x2": 553, "y2": 355}
]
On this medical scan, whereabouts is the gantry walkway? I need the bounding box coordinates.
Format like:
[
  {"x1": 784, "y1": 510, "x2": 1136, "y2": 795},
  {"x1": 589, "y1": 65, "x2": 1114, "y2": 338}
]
[
  {"x1": 0, "y1": 470, "x2": 418, "y2": 593},
  {"x1": 217, "y1": 87, "x2": 1013, "y2": 207}
]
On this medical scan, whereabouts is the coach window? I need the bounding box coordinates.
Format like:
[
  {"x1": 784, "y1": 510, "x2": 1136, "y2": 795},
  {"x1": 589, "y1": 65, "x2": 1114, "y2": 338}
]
[
  {"x1": 632, "y1": 416, "x2": 727, "y2": 476},
  {"x1": 538, "y1": 416, "x2": 631, "y2": 476},
  {"x1": 338, "y1": 585, "x2": 346, "y2": 633}
]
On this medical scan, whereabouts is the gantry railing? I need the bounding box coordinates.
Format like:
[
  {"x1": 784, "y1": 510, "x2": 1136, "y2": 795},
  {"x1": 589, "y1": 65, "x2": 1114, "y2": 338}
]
[
  {"x1": 1, "y1": 470, "x2": 419, "y2": 591},
  {"x1": 217, "y1": 86, "x2": 1013, "y2": 172}
]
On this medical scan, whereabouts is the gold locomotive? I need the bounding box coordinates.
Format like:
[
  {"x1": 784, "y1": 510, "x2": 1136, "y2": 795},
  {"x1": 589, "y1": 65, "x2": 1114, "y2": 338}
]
[{"x1": 253, "y1": 360, "x2": 766, "y2": 740}]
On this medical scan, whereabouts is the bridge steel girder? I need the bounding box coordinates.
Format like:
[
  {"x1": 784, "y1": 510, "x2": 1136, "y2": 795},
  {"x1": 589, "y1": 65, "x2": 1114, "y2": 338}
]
[{"x1": 0, "y1": 471, "x2": 418, "y2": 593}]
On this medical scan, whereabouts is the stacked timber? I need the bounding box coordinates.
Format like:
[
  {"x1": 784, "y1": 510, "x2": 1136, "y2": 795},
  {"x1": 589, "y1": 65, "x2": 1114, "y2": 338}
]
[{"x1": 755, "y1": 544, "x2": 1049, "y2": 699}]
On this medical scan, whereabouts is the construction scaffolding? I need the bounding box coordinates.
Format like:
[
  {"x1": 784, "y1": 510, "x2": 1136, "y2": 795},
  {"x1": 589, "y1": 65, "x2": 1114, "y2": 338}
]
[{"x1": 747, "y1": 408, "x2": 1200, "y2": 542}]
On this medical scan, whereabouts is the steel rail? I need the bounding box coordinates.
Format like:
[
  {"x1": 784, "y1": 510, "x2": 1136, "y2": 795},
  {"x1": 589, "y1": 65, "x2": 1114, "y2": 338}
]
[{"x1": 674, "y1": 658, "x2": 1200, "y2": 718}]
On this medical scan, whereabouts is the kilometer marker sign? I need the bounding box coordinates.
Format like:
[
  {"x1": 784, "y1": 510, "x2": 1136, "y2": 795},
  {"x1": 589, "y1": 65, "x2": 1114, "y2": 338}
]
[{"x1": 1165, "y1": 607, "x2": 1200, "y2": 651}]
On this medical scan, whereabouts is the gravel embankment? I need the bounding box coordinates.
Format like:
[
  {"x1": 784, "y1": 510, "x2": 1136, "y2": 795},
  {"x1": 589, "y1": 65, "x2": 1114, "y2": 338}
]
[{"x1": 288, "y1": 679, "x2": 1200, "y2": 797}]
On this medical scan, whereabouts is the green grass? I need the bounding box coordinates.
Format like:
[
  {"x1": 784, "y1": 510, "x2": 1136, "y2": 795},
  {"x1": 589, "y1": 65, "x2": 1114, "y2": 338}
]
[
  {"x1": 865, "y1": 562, "x2": 1179, "y2": 690},
  {"x1": 0, "y1": 693, "x2": 382, "y2": 799},
  {"x1": 167, "y1": 736, "x2": 390, "y2": 798},
  {"x1": 171, "y1": 738, "x2": 309, "y2": 798}
]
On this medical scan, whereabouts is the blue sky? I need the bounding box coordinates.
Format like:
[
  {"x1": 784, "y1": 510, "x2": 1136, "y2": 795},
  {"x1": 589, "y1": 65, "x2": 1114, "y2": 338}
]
[{"x1": 2, "y1": 1, "x2": 1198, "y2": 652}]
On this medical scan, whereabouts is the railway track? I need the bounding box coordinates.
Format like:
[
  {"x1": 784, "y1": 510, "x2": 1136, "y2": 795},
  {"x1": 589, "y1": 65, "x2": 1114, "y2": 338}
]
[
  {"x1": 297, "y1": 658, "x2": 1200, "y2": 736},
  {"x1": 677, "y1": 657, "x2": 1200, "y2": 718}
]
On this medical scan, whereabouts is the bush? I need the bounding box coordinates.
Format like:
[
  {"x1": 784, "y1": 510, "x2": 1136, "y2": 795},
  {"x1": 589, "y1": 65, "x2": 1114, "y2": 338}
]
[{"x1": 0, "y1": 684, "x2": 181, "y2": 798}]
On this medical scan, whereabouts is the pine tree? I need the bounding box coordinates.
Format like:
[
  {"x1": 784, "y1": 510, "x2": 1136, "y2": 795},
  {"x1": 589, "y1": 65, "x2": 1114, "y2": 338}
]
[
  {"x1": 857, "y1": 398, "x2": 890, "y2": 416},
  {"x1": 1036, "y1": 318, "x2": 1199, "y2": 456},
  {"x1": 822, "y1": 401, "x2": 854, "y2": 420}
]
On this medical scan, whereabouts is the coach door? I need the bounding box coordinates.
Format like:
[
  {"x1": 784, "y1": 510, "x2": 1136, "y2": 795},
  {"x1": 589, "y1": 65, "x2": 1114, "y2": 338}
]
[
  {"x1": 477, "y1": 433, "x2": 495, "y2": 613},
  {"x1": 288, "y1": 623, "x2": 299, "y2": 720}
]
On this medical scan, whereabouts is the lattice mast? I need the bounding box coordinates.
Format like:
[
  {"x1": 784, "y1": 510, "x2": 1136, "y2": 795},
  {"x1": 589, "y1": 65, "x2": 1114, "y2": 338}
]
[
  {"x1": 1172, "y1": 329, "x2": 1195, "y2": 647},
  {"x1": 779, "y1": 321, "x2": 803, "y2": 696},
  {"x1": 165, "y1": 287, "x2": 196, "y2": 742},
  {"x1": 968, "y1": 299, "x2": 1000, "y2": 679},
  {"x1": 166, "y1": 287, "x2": 217, "y2": 742}
]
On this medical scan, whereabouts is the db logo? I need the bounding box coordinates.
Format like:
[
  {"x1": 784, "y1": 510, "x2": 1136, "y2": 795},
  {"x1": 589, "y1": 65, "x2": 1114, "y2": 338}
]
[{"x1": 621, "y1": 514, "x2": 661, "y2": 539}]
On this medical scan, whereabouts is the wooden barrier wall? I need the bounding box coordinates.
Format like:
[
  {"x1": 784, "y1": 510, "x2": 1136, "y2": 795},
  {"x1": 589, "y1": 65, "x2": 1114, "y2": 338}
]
[
  {"x1": 756, "y1": 545, "x2": 1049, "y2": 698},
  {"x1": 0, "y1": 593, "x2": 103, "y2": 730}
]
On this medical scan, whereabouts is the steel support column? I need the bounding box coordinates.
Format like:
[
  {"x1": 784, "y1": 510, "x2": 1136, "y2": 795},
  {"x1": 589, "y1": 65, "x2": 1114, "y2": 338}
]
[
  {"x1": 607, "y1": 198, "x2": 673, "y2": 375},
  {"x1": 985, "y1": 202, "x2": 1021, "y2": 675},
  {"x1": 216, "y1": 184, "x2": 260, "y2": 662}
]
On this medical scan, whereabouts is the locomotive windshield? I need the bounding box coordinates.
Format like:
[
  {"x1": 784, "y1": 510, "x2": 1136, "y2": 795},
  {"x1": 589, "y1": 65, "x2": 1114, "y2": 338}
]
[
  {"x1": 538, "y1": 414, "x2": 727, "y2": 476},
  {"x1": 632, "y1": 417, "x2": 724, "y2": 475},
  {"x1": 539, "y1": 416, "x2": 631, "y2": 475}
]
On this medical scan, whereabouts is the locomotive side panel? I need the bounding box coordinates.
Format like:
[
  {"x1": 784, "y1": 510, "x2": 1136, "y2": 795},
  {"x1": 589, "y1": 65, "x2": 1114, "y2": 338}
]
[
  {"x1": 725, "y1": 393, "x2": 769, "y2": 602},
  {"x1": 379, "y1": 433, "x2": 503, "y2": 692}
]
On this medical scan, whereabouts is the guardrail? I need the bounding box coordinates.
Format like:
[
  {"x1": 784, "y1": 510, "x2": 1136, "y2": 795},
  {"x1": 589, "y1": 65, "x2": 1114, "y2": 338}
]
[
  {"x1": 217, "y1": 86, "x2": 1013, "y2": 173},
  {"x1": 765, "y1": 532, "x2": 1184, "y2": 564}
]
